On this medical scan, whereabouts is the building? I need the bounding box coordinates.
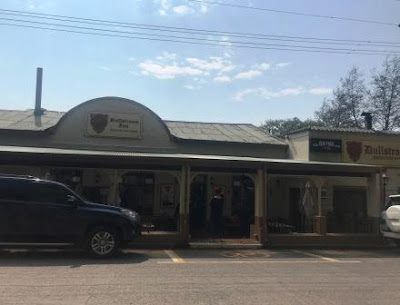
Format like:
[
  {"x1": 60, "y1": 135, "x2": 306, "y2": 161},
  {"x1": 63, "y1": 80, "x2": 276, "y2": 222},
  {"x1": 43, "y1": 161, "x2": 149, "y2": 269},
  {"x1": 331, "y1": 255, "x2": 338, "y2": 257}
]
[
  {"x1": 286, "y1": 127, "x2": 400, "y2": 240},
  {"x1": 0, "y1": 96, "x2": 384, "y2": 246}
]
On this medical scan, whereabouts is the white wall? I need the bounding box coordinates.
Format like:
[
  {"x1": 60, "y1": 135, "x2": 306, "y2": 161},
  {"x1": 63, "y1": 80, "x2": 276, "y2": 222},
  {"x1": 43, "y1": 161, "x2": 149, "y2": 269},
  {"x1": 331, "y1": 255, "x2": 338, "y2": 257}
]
[
  {"x1": 286, "y1": 132, "x2": 310, "y2": 160},
  {"x1": 385, "y1": 168, "x2": 400, "y2": 197}
]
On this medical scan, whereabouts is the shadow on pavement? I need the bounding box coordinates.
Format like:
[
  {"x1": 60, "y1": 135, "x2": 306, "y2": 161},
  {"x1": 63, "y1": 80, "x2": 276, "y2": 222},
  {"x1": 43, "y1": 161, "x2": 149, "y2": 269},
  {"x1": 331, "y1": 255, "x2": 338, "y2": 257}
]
[{"x1": 0, "y1": 248, "x2": 149, "y2": 267}]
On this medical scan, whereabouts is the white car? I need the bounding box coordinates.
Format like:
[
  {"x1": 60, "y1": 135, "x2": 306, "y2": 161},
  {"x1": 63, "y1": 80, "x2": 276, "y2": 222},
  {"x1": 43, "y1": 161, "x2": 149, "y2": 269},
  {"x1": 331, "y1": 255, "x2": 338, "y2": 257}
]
[{"x1": 380, "y1": 195, "x2": 400, "y2": 246}]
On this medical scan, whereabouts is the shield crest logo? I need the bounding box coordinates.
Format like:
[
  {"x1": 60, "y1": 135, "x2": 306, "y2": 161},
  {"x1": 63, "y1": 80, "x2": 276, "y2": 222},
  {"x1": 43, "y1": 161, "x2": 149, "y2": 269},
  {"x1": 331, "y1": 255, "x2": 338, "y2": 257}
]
[
  {"x1": 346, "y1": 141, "x2": 363, "y2": 162},
  {"x1": 90, "y1": 113, "x2": 108, "y2": 134}
]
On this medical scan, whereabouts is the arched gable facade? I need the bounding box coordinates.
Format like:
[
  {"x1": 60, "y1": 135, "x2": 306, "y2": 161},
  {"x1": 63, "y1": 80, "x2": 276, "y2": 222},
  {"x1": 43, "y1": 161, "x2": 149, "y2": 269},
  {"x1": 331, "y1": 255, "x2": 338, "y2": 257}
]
[{"x1": 49, "y1": 96, "x2": 177, "y2": 152}]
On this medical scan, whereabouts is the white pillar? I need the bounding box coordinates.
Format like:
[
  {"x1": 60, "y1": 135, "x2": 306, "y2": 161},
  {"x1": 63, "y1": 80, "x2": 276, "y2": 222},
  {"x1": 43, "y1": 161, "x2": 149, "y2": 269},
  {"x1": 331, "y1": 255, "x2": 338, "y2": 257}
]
[
  {"x1": 206, "y1": 174, "x2": 211, "y2": 222},
  {"x1": 368, "y1": 173, "x2": 381, "y2": 216},
  {"x1": 254, "y1": 167, "x2": 267, "y2": 243},
  {"x1": 367, "y1": 172, "x2": 381, "y2": 234},
  {"x1": 317, "y1": 183, "x2": 322, "y2": 217},
  {"x1": 179, "y1": 163, "x2": 190, "y2": 243},
  {"x1": 312, "y1": 176, "x2": 327, "y2": 235},
  {"x1": 107, "y1": 169, "x2": 121, "y2": 206},
  {"x1": 312, "y1": 176, "x2": 325, "y2": 217}
]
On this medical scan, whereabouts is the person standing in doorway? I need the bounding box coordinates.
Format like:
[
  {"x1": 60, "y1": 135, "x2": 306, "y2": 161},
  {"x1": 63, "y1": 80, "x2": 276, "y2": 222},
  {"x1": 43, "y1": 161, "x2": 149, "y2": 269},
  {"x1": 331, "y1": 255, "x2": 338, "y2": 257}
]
[{"x1": 210, "y1": 188, "x2": 224, "y2": 237}]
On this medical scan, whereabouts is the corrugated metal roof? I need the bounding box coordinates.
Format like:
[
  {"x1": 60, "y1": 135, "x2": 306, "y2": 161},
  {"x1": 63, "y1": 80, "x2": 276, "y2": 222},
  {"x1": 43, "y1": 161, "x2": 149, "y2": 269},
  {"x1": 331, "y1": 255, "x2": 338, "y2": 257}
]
[
  {"x1": 0, "y1": 109, "x2": 284, "y2": 145},
  {"x1": 289, "y1": 126, "x2": 400, "y2": 135},
  {"x1": 0, "y1": 109, "x2": 64, "y2": 131},
  {"x1": 165, "y1": 121, "x2": 285, "y2": 145}
]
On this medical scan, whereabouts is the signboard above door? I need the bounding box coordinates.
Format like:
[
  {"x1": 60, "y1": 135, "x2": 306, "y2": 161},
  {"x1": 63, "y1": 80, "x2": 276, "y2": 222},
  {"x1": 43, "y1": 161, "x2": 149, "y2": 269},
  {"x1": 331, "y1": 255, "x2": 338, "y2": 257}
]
[
  {"x1": 343, "y1": 140, "x2": 400, "y2": 165},
  {"x1": 86, "y1": 112, "x2": 142, "y2": 139},
  {"x1": 310, "y1": 138, "x2": 342, "y2": 153}
]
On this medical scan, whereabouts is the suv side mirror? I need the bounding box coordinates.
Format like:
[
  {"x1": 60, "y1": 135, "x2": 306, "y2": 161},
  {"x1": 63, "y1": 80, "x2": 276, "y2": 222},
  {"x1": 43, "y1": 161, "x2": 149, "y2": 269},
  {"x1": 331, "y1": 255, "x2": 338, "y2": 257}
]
[{"x1": 67, "y1": 195, "x2": 79, "y2": 206}]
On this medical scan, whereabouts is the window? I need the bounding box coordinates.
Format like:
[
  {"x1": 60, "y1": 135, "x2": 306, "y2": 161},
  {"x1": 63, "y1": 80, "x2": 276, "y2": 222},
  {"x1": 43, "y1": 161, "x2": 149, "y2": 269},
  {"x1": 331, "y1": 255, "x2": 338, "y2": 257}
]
[
  {"x1": 0, "y1": 179, "x2": 29, "y2": 201},
  {"x1": 388, "y1": 197, "x2": 400, "y2": 207},
  {"x1": 28, "y1": 182, "x2": 72, "y2": 205}
]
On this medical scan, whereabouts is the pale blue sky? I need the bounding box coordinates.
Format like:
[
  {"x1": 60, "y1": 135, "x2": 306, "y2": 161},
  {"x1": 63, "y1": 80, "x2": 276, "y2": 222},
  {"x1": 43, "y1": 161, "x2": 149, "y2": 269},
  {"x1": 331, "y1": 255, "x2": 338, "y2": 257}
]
[{"x1": 0, "y1": 0, "x2": 399, "y2": 124}]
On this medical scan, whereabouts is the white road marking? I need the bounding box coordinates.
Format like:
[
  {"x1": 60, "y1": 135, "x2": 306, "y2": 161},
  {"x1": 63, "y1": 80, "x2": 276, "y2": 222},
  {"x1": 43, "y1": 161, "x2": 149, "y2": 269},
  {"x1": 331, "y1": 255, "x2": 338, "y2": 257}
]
[
  {"x1": 164, "y1": 250, "x2": 185, "y2": 264},
  {"x1": 219, "y1": 251, "x2": 271, "y2": 259},
  {"x1": 161, "y1": 249, "x2": 361, "y2": 264},
  {"x1": 158, "y1": 260, "x2": 360, "y2": 265},
  {"x1": 292, "y1": 250, "x2": 341, "y2": 262}
]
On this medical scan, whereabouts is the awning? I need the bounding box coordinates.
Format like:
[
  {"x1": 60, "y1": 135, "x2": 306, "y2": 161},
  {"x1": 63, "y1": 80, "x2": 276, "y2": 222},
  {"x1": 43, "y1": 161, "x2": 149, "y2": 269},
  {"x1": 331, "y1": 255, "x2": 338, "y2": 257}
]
[{"x1": 0, "y1": 145, "x2": 381, "y2": 176}]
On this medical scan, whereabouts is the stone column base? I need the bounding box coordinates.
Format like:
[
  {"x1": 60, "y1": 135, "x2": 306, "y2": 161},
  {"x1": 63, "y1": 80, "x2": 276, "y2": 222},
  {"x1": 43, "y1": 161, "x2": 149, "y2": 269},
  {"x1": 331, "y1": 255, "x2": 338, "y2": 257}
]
[
  {"x1": 314, "y1": 216, "x2": 327, "y2": 235},
  {"x1": 180, "y1": 214, "x2": 190, "y2": 244},
  {"x1": 253, "y1": 216, "x2": 267, "y2": 243}
]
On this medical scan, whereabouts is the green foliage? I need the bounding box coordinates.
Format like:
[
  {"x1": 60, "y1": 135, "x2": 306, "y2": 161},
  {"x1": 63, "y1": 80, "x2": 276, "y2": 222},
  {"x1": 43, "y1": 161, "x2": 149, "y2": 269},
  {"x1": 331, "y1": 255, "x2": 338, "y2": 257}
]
[
  {"x1": 315, "y1": 67, "x2": 365, "y2": 128},
  {"x1": 315, "y1": 56, "x2": 400, "y2": 131},
  {"x1": 261, "y1": 56, "x2": 400, "y2": 136},
  {"x1": 369, "y1": 56, "x2": 400, "y2": 131}
]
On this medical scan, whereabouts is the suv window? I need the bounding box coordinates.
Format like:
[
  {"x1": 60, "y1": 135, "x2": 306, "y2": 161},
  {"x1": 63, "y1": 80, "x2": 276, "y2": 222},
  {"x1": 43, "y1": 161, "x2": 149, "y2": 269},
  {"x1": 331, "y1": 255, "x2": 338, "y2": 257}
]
[
  {"x1": 390, "y1": 197, "x2": 400, "y2": 206},
  {"x1": 385, "y1": 197, "x2": 400, "y2": 209},
  {"x1": 28, "y1": 182, "x2": 72, "y2": 205},
  {"x1": 0, "y1": 179, "x2": 30, "y2": 201}
]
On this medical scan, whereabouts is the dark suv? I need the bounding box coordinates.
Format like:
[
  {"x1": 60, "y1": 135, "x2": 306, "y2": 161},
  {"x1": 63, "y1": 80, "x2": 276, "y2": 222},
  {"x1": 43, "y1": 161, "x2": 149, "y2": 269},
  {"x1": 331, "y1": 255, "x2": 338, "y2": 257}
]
[{"x1": 0, "y1": 174, "x2": 141, "y2": 257}]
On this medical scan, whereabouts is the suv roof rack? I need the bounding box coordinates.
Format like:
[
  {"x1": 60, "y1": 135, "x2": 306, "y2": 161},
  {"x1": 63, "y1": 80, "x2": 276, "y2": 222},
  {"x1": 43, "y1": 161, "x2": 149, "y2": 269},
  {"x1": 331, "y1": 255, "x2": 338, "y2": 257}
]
[{"x1": 0, "y1": 174, "x2": 40, "y2": 179}]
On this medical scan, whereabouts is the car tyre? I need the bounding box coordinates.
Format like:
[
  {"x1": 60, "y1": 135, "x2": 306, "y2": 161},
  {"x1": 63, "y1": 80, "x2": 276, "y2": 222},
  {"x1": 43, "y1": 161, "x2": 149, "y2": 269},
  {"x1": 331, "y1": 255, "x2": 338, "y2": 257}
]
[{"x1": 86, "y1": 226, "x2": 120, "y2": 258}]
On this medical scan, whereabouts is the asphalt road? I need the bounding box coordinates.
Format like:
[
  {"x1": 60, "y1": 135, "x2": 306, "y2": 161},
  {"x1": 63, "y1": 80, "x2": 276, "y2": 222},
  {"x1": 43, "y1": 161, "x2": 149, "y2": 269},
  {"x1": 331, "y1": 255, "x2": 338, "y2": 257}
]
[{"x1": 0, "y1": 247, "x2": 399, "y2": 305}]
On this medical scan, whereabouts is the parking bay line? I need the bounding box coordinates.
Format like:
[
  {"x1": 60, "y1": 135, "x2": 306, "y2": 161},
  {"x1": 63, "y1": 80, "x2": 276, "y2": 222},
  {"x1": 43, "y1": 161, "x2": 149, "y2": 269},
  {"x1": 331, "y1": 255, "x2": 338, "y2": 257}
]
[
  {"x1": 291, "y1": 249, "x2": 360, "y2": 263},
  {"x1": 160, "y1": 250, "x2": 360, "y2": 264},
  {"x1": 164, "y1": 250, "x2": 185, "y2": 264},
  {"x1": 158, "y1": 260, "x2": 360, "y2": 265}
]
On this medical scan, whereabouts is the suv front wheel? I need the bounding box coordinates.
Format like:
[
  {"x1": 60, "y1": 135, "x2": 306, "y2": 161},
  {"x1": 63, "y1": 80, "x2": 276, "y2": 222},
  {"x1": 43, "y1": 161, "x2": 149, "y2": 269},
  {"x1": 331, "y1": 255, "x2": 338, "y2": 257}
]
[{"x1": 87, "y1": 227, "x2": 120, "y2": 258}]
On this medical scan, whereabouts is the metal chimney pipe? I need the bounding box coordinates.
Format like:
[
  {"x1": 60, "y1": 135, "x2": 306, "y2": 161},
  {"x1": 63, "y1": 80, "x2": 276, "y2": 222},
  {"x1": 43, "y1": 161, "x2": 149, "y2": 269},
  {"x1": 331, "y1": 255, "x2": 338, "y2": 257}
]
[
  {"x1": 361, "y1": 112, "x2": 372, "y2": 130},
  {"x1": 34, "y1": 67, "x2": 43, "y2": 115}
]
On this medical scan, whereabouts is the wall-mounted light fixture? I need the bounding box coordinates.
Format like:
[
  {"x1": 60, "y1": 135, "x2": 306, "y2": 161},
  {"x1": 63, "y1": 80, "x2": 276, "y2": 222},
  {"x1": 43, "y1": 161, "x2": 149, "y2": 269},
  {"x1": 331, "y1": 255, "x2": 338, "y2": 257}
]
[{"x1": 383, "y1": 173, "x2": 389, "y2": 186}]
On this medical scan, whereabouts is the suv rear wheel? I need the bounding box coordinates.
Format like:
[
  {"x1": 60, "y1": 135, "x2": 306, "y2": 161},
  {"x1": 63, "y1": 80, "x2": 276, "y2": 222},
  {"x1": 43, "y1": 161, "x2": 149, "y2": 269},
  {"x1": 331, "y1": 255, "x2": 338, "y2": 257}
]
[{"x1": 87, "y1": 227, "x2": 120, "y2": 258}]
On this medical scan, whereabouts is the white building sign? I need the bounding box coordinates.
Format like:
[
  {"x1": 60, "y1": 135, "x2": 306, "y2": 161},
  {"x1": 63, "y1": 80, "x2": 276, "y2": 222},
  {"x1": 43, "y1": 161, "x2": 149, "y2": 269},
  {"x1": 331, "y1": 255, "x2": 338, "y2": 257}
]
[{"x1": 86, "y1": 112, "x2": 142, "y2": 139}]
